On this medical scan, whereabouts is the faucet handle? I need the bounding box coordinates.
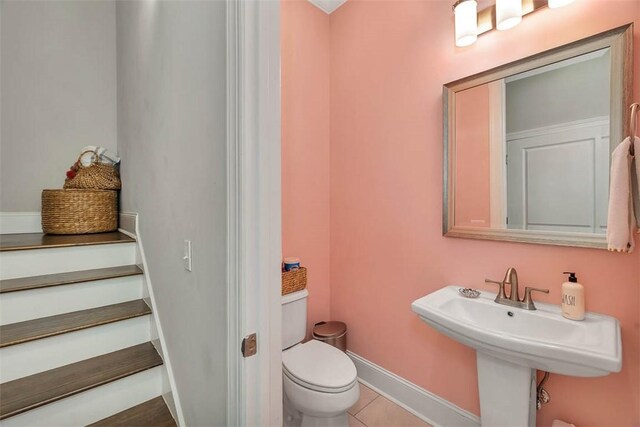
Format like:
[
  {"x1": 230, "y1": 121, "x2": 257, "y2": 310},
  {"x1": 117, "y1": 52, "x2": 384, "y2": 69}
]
[
  {"x1": 522, "y1": 287, "x2": 550, "y2": 310},
  {"x1": 484, "y1": 279, "x2": 507, "y2": 299}
]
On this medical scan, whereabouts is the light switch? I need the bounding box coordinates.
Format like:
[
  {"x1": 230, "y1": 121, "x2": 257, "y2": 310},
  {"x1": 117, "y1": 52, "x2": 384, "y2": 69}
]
[{"x1": 183, "y1": 240, "x2": 192, "y2": 272}]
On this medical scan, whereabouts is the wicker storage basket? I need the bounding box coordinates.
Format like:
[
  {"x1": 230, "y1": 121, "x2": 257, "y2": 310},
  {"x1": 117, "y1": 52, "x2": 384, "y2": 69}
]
[
  {"x1": 282, "y1": 267, "x2": 307, "y2": 296},
  {"x1": 64, "y1": 150, "x2": 121, "y2": 190},
  {"x1": 42, "y1": 189, "x2": 118, "y2": 235}
]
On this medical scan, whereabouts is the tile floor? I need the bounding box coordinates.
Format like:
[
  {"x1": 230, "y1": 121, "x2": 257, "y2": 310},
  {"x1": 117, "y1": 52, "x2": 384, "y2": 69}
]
[{"x1": 348, "y1": 382, "x2": 433, "y2": 427}]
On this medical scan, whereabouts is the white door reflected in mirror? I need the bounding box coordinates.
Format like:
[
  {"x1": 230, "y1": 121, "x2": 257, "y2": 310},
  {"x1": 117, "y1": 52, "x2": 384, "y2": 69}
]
[
  {"x1": 454, "y1": 48, "x2": 611, "y2": 233},
  {"x1": 443, "y1": 25, "x2": 633, "y2": 249}
]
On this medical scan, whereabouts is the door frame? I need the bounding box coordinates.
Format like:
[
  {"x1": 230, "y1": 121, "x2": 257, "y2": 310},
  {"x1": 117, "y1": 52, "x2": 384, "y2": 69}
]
[{"x1": 227, "y1": 0, "x2": 282, "y2": 426}]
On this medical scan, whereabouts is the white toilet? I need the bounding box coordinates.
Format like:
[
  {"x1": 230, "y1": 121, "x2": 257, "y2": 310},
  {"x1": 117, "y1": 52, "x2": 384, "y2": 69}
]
[{"x1": 282, "y1": 289, "x2": 360, "y2": 427}]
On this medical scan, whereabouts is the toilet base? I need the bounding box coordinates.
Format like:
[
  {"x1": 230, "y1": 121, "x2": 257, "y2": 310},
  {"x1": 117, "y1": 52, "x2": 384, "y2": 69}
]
[
  {"x1": 283, "y1": 390, "x2": 350, "y2": 427},
  {"x1": 302, "y1": 413, "x2": 348, "y2": 427},
  {"x1": 283, "y1": 393, "x2": 302, "y2": 427},
  {"x1": 284, "y1": 408, "x2": 348, "y2": 427}
]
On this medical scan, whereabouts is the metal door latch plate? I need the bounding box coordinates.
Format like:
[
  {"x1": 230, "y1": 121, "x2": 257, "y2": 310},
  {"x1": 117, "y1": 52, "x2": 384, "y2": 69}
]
[{"x1": 242, "y1": 333, "x2": 257, "y2": 357}]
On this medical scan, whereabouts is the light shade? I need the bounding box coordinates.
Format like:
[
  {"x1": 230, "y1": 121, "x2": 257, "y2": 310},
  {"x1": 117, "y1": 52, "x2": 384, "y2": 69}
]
[
  {"x1": 548, "y1": 0, "x2": 575, "y2": 8},
  {"x1": 454, "y1": 0, "x2": 478, "y2": 47},
  {"x1": 496, "y1": 0, "x2": 522, "y2": 31}
]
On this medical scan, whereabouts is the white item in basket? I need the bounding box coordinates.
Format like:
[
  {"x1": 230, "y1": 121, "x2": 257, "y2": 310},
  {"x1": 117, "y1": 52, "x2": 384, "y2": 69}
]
[{"x1": 79, "y1": 146, "x2": 121, "y2": 166}]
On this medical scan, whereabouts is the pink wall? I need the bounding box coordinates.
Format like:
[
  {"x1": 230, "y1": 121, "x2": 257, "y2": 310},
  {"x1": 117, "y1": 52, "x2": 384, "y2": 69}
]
[
  {"x1": 455, "y1": 84, "x2": 491, "y2": 228},
  {"x1": 329, "y1": 1, "x2": 640, "y2": 426},
  {"x1": 282, "y1": 0, "x2": 332, "y2": 336}
]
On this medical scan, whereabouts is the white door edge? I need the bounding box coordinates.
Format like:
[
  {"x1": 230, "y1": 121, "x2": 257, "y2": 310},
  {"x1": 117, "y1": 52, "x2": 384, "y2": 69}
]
[{"x1": 227, "y1": 0, "x2": 283, "y2": 425}]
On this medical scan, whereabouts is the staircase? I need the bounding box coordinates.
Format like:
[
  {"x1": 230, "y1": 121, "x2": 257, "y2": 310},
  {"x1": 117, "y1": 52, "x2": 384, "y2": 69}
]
[{"x1": 0, "y1": 232, "x2": 177, "y2": 426}]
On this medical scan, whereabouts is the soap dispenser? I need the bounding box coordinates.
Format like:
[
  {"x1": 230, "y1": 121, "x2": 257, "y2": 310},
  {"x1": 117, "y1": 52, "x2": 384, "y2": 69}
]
[{"x1": 561, "y1": 272, "x2": 585, "y2": 321}]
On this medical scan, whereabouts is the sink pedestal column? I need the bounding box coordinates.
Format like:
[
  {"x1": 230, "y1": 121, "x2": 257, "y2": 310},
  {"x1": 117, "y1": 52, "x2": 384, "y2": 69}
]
[{"x1": 477, "y1": 352, "x2": 537, "y2": 427}]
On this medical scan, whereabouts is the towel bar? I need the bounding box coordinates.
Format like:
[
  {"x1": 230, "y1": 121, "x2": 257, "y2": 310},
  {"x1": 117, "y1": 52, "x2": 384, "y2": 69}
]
[{"x1": 630, "y1": 102, "x2": 639, "y2": 156}]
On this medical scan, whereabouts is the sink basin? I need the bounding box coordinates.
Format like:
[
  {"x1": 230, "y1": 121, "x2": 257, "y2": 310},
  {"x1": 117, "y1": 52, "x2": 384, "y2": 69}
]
[
  {"x1": 413, "y1": 286, "x2": 623, "y2": 426},
  {"x1": 412, "y1": 286, "x2": 622, "y2": 377}
]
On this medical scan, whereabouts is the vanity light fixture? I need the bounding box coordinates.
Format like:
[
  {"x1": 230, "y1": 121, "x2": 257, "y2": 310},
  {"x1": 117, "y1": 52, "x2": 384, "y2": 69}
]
[
  {"x1": 454, "y1": 0, "x2": 577, "y2": 46},
  {"x1": 496, "y1": 0, "x2": 523, "y2": 30},
  {"x1": 548, "y1": 0, "x2": 575, "y2": 8},
  {"x1": 454, "y1": 0, "x2": 478, "y2": 47}
]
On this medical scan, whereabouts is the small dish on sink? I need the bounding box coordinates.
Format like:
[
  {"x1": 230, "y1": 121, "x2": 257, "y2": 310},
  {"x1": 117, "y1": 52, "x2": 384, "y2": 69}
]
[{"x1": 458, "y1": 288, "x2": 480, "y2": 298}]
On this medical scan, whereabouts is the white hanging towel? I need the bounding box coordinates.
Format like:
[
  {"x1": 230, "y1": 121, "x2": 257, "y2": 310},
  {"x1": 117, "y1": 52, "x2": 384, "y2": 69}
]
[
  {"x1": 79, "y1": 145, "x2": 121, "y2": 167},
  {"x1": 606, "y1": 137, "x2": 639, "y2": 252},
  {"x1": 634, "y1": 137, "x2": 640, "y2": 229}
]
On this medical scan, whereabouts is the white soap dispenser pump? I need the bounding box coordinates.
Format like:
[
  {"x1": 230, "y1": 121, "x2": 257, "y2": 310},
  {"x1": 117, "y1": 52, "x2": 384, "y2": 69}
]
[{"x1": 561, "y1": 272, "x2": 585, "y2": 321}]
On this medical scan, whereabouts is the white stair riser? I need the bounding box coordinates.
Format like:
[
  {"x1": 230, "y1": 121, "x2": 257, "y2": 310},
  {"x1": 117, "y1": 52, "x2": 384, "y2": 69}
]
[
  {"x1": 0, "y1": 243, "x2": 137, "y2": 280},
  {"x1": 0, "y1": 276, "x2": 144, "y2": 324},
  {"x1": 0, "y1": 316, "x2": 151, "y2": 383},
  {"x1": 0, "y1": 366, "x2": 166, "y2": 427}
]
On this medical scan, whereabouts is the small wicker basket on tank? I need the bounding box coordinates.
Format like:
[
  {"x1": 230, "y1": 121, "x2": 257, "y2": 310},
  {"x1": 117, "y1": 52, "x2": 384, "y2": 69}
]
[
  {"x1": 282, "y1": 267, "x2": 307, "y2": 295},
  {"x1": 41, "y1": 189, "x2": 118, "y2": 234}
]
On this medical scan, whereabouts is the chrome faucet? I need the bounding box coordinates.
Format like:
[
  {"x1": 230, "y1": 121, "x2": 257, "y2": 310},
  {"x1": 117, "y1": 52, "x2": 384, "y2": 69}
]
[{"x1": 485, "y1": 267, "x2": 549, "y2": 310}]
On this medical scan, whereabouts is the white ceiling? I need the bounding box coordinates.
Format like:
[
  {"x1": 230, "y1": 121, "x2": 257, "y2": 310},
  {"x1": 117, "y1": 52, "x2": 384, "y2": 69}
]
[{"x1": 307, "y1": 0, "x2": 348, "y2": 14}]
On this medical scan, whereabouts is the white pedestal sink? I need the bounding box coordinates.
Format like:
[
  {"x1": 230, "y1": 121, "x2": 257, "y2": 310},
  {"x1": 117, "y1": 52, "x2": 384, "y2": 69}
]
[{"x1": 412, "y1": 286, "x2": 622, "y2": 427}]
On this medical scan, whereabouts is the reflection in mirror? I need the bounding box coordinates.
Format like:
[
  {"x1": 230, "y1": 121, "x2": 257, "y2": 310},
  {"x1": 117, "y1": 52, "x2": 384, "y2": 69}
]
[
  {"x1": 454, "y1": 48, "x2": 611, "y2": 234},
  {"x1": 444, "y1": 24, "x2": 632, "y2": 248}
]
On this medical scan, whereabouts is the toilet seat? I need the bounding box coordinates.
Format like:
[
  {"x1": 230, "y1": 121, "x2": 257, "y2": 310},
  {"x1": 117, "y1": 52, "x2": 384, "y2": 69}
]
[
  {"x1": 282, "y1": 340, "x2": 357, "y2": 393},
  {"x1": 283, "y1": 366, "x2": 358, "y2": 393}
]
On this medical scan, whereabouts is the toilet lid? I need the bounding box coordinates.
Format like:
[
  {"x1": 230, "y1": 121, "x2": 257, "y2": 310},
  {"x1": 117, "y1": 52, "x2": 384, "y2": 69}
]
[{"x1": 282, "y1": 340, "x2": 357, "y2": 393}]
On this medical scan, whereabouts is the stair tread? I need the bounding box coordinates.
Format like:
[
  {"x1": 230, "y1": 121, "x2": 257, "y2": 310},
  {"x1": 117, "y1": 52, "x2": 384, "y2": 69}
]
[
  {"x1": 88, "y1": 396, "x2": 177, "y2": 427},
  {"x1": 0, "y1": 232, "x2": 135, "y2": 252},
  {"x1": 0, "y1": 265, "x2": 143, "y2": 294},
  {"x1": 0, "y1": 342, "x2": 163, "y2": 420},
  {"x1": 0, "y1": 300, "x2": 151, "y2": 348}
]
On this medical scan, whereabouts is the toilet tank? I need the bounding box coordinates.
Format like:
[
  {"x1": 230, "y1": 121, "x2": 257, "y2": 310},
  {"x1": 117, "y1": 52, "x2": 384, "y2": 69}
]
[{"x1": 282, "y1": 289, "x2": 309, "y2": 350}]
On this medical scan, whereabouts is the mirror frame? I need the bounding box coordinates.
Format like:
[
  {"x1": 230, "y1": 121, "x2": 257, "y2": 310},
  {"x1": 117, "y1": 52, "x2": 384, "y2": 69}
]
[{"x1": 443, "y1": 24, "x2": 633, "y2": 249}]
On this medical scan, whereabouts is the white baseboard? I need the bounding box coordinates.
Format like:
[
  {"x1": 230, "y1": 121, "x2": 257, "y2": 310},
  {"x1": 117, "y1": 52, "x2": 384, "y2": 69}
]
[
  {"x1": 348, "y1": 351, "x2": 480, "y2": 427},
  {"x1": 0, "y1": 212, "x2": 42, "y2": 234},
  {"x1": 119, "y1": 212, "x2": 137, "y2": 236},
  {"x1": 121, "y1": 212, "x2": 185, "y2": 426}
]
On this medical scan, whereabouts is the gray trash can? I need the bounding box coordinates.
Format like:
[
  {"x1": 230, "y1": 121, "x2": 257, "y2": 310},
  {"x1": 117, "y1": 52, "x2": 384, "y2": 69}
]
[{"x1": 312, "y1": 321, "x2": 347, "y2": 352}]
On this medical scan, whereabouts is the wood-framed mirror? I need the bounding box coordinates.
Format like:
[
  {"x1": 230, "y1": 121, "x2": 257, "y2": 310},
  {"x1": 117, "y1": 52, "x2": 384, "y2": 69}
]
[{"x1": 443, "y1": 24, "x2": 633, "y2": 249}]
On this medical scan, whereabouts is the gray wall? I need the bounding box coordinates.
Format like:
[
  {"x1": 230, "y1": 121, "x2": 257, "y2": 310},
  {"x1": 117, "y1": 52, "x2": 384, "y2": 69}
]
[
  {"x1": 0, "y1": 0, "x2": 117, "y2": 212},
  {"x1": 115, "y1": 2, "x2": 227, "y2": 425},
  {"x1": 506, "y1": 50, "x2": 610, "y2": 134}
]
